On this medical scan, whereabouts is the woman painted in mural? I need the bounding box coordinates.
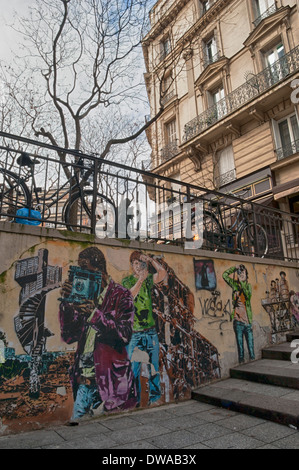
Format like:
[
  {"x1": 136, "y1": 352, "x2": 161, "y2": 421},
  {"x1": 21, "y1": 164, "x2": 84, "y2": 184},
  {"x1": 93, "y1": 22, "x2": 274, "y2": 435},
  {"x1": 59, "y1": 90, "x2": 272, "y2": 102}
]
[
  {"x1": 58, "y1": 247, "x2": 137, "y2": 422},
  {"x1": 223, "y1": 265, "x2": 255, "y2": 364},
  {"x1": 122, "y1": 251, "x2": 167, "y2": 407}
]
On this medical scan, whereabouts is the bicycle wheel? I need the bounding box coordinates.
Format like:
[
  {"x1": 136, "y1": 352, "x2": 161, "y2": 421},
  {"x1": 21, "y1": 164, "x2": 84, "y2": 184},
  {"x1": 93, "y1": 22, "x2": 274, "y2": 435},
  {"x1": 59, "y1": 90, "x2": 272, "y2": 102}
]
[
  {"x1": 237, "y1": 222, "x2": 268, "y2": 257},
  {"x1": 64, "y1": 190, "x2": 116, "y2": 236},
  {"x1": 0, "y1": 169, "x2": 30, "y2": 221},
  {"x1": 201, "y1": 210, "x2": 222, "y2": 251}
]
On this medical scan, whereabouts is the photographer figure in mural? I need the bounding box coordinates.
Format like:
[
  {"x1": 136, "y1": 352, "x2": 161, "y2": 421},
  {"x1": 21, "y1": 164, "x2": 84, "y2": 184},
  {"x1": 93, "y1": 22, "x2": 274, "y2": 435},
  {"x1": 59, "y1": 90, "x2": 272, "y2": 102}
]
[
  {"x1": 223, "y1": 264, "x2": 255, "y2": 364},
  {"x1": 122, "y1": 252, "x2": 167, "y2": 407},
  {"x1": 59, "y1": 247, "x2": 137, "y2": 423}
]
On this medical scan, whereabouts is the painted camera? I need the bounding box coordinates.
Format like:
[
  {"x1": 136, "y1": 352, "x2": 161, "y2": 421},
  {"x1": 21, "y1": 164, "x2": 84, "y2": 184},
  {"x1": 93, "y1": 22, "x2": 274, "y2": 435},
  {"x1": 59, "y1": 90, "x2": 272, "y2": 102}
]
[{"x1": 63, "y1": 266, "x2": 102, "y2": 303}]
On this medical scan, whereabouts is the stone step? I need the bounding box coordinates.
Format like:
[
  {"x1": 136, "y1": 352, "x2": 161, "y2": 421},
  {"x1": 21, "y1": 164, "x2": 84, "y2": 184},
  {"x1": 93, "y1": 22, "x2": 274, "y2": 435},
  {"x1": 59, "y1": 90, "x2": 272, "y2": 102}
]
[
  {"x1": 262, "y1": 342, "x2": 293, "y2": 361},
  {"x1": 286, "y1": 330, "x2": 299, "y2": 342},
  {"x1": 192, "y1": 378, "x2": 299, "y2": 428},
  {"x1": 230, "y1": 359, "x2": 299, "y2": 389}
]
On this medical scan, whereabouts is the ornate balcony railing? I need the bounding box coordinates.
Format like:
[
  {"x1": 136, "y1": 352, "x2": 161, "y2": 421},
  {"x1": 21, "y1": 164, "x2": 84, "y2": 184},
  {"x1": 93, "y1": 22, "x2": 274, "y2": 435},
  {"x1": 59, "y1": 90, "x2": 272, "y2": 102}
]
[
  {"x1": 160, "y1": 139, "x2": 180, "y2": 163},
  {"x1": 215, "y1": 168, "x2": 236, "y2": 187},
  {"x1": 276, "y1": 139, "x2": 299, "y2": 160},
  {"x1": 253, "y1": 3, "x2": 277, "y2": 28},
  {"x1": 161, "y1": 89, "x2": 176, "y2": 105},
  {"x1": 203, "y1": 50, "x2": 221, "y2": 68},
  {"x1": 184, "y1": 45, "x2": 299, "y2": 142}
]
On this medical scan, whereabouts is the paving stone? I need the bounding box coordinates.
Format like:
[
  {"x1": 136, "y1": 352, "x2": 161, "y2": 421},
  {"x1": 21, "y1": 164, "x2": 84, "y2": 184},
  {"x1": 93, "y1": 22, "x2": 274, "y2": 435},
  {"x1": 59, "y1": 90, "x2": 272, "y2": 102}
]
[
  {"x1": 148, "y1": 429, "x2": 204, "y2": 449},
  {"x1": 272, "y1": 432, "x2": 299, "y2": 449},
  {"x1": 219, "y1": 414, "x2": 266, "y2": 431},
  {"x1": 99, "y1": 416, "x2": 143, "y2": 431},
  {"x1": 202, "y1": 432, "x2": 264, "y2": 449},
  {"x1": 241, "y1": 421, "x2": 296, "y2": 443},
  {"x1": 165, "y1": 401, "x2": 215, "y2": 417},
  {"x1": 55, "y1": 421, "x2": 110, "y2": 440},
  {"x1": 0, "y1": 430, "x2": 65, "y2": 449},
  {"x1": 195, "y1": 408, "x2": 237, "y2": 422},
  {"x1": 186, "y1": 422, "x2": 232, "y2": 441},
  {"x1": 159, "y1": 414, "x2": 207, "y2": 431},
  {"x1": 110, "y1": 440, "x2": 159, "y2": 449},
  {"x1": 105, "y1": 423, "x2": 168, "y2": 445},
  {"x1": 44, "y1": 434, "x2": 117, "y2": 449}
]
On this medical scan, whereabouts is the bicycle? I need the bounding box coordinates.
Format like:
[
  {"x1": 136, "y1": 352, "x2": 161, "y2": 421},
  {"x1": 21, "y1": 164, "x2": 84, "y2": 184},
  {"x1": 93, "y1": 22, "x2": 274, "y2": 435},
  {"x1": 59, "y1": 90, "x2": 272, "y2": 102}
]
[
  {"x1": 0, "y1": 149, "x2": 116, "y2": 233},
  {"x1": 193, "y1": 197, "x2": 269, "y2": 257}
]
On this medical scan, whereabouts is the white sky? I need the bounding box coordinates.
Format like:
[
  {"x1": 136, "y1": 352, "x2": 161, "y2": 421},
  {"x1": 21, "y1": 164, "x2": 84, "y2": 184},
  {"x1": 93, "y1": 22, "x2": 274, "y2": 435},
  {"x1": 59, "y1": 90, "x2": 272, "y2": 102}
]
[{"x1": 0, "y1": 0, "x2": 33, "y2": 62}]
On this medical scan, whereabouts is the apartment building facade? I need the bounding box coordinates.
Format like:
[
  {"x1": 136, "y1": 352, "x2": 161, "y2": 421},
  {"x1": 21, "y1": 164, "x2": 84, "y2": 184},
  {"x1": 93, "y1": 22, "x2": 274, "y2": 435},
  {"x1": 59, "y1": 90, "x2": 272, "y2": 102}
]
[{"x1": 142, "y1": 0, "x2": 299, "y2": 223}]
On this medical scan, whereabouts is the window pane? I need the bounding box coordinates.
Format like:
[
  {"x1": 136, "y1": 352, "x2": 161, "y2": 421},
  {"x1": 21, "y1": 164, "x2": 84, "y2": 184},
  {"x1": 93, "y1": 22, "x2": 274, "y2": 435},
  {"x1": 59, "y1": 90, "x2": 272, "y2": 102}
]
[
  {"x1": 278, "y1": 119, "x2": 292, "y2": 147},
  {"x1": 290, "y1": 115, "x2": 299, "y2": 142}
]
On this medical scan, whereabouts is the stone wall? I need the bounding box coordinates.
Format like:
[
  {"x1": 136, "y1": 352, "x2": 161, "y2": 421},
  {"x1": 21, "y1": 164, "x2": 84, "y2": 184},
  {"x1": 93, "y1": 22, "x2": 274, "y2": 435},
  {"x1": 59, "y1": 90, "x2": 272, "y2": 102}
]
[{"x1": 0, "y1": 222, "x2": 298, "y2": 435}]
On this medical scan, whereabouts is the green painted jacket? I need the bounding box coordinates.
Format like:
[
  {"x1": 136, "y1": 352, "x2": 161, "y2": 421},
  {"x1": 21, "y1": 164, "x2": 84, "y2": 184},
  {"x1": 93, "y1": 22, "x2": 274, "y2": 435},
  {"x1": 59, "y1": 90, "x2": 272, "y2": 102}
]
[{"x1": 222, "y1": 266, "x2": 253, "y2": 324}]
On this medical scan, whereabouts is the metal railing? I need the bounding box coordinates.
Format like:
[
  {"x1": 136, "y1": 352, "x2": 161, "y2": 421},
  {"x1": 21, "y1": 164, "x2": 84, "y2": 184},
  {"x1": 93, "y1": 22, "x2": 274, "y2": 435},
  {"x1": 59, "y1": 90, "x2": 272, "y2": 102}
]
[
  {"x1": 184, "y1": 45, "x2": 299, "y2": 142},
  {"x1": 276, "y1": 139, "x2": 299, "y2": 160},
  {"x1": 160, "y1": 139, "x2": 180, "y2": 163},
  {"x1": 0, "y1": 132, "x2": 299, "y2": 262},
  {"x1": 253, "y1": 3, "x2": 277, "y2": 28}
]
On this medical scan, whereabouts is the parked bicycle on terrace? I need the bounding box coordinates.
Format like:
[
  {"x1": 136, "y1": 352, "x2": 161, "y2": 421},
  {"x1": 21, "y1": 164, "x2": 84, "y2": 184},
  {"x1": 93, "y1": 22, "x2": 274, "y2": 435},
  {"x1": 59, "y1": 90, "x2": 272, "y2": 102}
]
[
  {"x1": 0, "y1": 148, "x2": 115, "y2": 233},
  {"x1": 192, "y1": 193, "x2": 269, "y2": 257}
]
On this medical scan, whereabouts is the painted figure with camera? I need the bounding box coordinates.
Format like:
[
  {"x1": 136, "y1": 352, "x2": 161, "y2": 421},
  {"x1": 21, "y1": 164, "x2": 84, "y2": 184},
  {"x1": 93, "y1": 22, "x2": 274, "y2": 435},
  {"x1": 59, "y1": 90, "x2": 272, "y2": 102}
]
[
  {"x1": 59, "y1": 247, "x2": 137, "y2": 422},
  {"x1": 122, "y1": 251, "x2": 167, "y2": 407},
  {"x1": 223, "y1": 264, "x2": 255, "y2": 364}
]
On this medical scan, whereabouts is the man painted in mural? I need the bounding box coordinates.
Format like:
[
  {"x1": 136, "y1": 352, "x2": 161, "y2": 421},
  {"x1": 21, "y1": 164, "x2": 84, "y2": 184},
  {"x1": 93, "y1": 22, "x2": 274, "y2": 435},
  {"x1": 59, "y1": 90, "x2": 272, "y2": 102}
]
[
  {"x1": 223, "y1": 264, "x2": 255, "y2": 364},
  {"x1": 122, "y1": 251, "x2": 167, "y2": 406},
  {"x1": 59, "y1": 247, "x2": 137, "y2": 422}
]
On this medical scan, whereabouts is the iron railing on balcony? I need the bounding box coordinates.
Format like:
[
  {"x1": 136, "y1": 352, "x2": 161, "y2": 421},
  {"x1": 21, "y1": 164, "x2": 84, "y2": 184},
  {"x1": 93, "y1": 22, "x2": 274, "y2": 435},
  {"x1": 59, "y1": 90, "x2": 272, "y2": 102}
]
[
  {"x1": 253, "y1": 3, "x2": 277, "y2": 28},
  {"x1": 160, "y1": 139, "x2": 180, "y2": 163},
  {"x1": 203, "y1": 50, "x2": 221, "y2": 68},
  {"x1": 215, "y1": 168, "x2": 236, "y2": 188},
  {"x1": 276, "y1": 139, "x2": 299, "y2": 160},
  {"x1": 184, "y1": 45, "x2": 299, "y2": 142},
  {"x1": 0, "y1": 131, "x2": 299, "y2": 262}
]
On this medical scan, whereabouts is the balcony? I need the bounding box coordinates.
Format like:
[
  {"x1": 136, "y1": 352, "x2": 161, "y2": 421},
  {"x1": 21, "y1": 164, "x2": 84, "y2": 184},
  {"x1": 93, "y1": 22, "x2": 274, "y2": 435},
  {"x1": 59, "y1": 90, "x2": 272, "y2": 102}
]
[
  {"x1": 253, "y1": 3, "x2": 277, "y2": 28},
  {"x1": 276, "y1": 139, "x2": 299, "y2": 161},
  {"x1": 215, "y1": 168, "x2": 236, "y2": 187},
  {"x1": 203, "y1": 50, "x2": 221, "y2": 69},
  {"x1": 161, "y1": 89, "x2": 176, "y2": 106},
  {"x1": 160, "y1": 140, "x2": 180, "y2": 164},
  {"x1": 183, "y1": 45, "x2": 299, "y2": 142}
]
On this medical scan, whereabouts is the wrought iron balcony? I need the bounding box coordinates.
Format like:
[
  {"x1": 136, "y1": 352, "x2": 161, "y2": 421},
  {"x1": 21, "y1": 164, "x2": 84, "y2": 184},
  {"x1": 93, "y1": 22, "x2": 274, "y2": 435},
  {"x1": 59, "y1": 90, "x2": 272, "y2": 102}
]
[
  {"x1": 215, "y1": 168, "x2": 236, "y2": 187},
  {"x1": 160, "y1": 139, "x2": 180, "y2": 163},
  {"x1": 161, "y1": 89, "x2": 176, "y2": 106},
  {"x1": 183, "y1": 45, "x2": 299, "y2": 142},
  {"x1": 253, "y1": 3, "x2": 277, "y2": 28},
  {"x1": 203, "y1": 50, "x2": 221, "y2": 68},
  {"x1": 276, "y1": 139, "x2": 299, "y2": 161}
]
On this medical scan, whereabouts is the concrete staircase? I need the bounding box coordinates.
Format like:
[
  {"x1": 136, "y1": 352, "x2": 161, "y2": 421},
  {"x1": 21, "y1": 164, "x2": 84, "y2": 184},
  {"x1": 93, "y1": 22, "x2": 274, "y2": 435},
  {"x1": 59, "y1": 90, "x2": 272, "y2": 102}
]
[{"x1": 192, "y1": 330, "x2": 299, "y2": 428}]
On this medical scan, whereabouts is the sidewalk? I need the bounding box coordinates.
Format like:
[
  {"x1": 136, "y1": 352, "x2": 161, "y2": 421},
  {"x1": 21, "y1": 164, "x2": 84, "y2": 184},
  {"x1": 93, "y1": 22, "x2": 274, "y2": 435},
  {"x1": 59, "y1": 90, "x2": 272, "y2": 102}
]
[{"x1": 0, "y1": 399, "x2": 298, "y2": 449}]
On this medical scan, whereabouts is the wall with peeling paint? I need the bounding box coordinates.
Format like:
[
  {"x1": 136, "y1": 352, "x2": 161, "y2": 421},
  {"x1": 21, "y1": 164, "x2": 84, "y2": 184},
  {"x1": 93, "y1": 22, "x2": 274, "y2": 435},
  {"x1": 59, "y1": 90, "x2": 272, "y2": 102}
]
[{"x1": 0, "y1": 222, "x2": 298, "y2": 435}]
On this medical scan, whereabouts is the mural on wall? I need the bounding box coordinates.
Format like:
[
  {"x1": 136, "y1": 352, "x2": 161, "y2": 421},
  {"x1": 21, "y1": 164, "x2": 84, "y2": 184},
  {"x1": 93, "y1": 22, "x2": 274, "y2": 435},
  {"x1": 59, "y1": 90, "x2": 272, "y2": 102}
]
[
  {"x1": 0, "y1": 244, "x2": 221, "y2": 431},
  {"x1": 194, "y1": 259, "x2": 217, "y2": 291},
  {"x1": 59, "y1": 246, "x2": 137, "y2": 420},
  {"x1": 262, "y1": 271, "x2": 299, "y2": 334},
  {"x1": 139, "y1": 253, "x2": 221, "y2": 404},
  {"x1": 222, "y1": 265, "x2": 255, "y2": 364},
  {"x1": 0, "y1": 249, "x2": 72, "y2": 430},
  {"x1": 14, "y1": 249, "x2": 62, "y2": 398}
]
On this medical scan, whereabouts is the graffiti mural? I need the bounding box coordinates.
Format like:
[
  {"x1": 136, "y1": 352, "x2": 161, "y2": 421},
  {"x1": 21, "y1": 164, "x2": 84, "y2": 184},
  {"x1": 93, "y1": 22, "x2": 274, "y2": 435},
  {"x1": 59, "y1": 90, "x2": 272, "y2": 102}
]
[
  {"x1": 198, "y1": 290, "x2": 232, "y2": 333},
  {"x1": 122, "y1": 252, "x2": 221, "y2": 406},
  {"x1": 14, "y1": 249, "x2": 62, "y2": 397},
  {"x1": 262, "y1": 271, "x2": 299, "y2": 334},
  {"x1": 194, "y1": 259, "x2": 216, "y2": 291},
  {"x1": 59, "y1": 247, "x2": 137, "y2": 421},
  {"x1": 223, "y1": 265, "x2": 255, "y2": 364},
  {"x1": 0, "y1": 243, "x2": 221, "y2": 432}
]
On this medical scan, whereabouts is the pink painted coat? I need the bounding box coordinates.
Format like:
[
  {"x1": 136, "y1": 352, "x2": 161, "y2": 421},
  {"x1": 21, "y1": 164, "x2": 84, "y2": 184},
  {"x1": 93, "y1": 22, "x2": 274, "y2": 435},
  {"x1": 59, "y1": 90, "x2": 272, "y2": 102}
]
[{"x1": 59, "y1": 279, "x2": 137, "y2": 411}]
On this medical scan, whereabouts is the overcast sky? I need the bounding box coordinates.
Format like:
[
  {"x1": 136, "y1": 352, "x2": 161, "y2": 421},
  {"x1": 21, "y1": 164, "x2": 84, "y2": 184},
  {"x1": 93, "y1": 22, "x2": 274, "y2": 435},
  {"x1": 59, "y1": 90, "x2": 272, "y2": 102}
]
[{"x1": 0, "y1": 0, "x2": 31, "y2": 62}]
